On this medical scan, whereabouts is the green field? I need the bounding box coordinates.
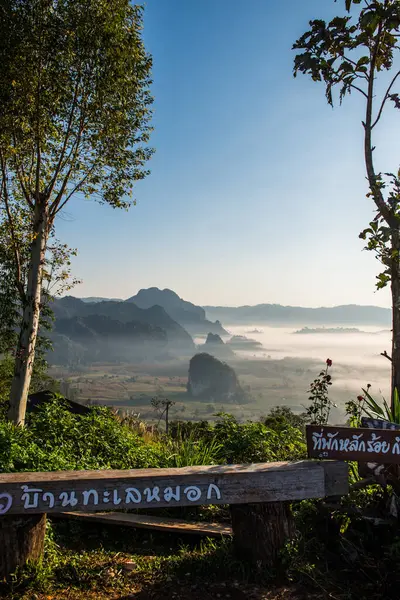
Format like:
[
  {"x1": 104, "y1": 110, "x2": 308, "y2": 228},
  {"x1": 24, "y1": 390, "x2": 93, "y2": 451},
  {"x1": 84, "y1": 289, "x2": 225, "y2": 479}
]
[{"x1": 49, "y1": 353, "x2": 389, "y2": 424}]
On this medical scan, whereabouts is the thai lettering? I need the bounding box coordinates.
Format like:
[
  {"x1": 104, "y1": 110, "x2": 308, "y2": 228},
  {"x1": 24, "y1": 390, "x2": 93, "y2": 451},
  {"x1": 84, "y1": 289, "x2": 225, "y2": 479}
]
[
  {"x1": 113, "y1": 490, "x2": 122, "y2": 505},
  {"x1": 367, "y1": 433, "x2": 382, "y2": 453},
  {"x1": 21, "y1": 485, "x2": 43, "y2": 509},
  {"x1": 42, "y1": 492, "x2": 55, "y2": 508},
  {"x1": 164, "y1": 486, "x2": 181, "y2": 502},
  {"x1": 313, "y1": 430, "x2": 340, "y2": 451},
  {"x1": 0, "y1": 493, "x2": 12, "y2": 515},
  {"x1": 392, "y1": 437, "x2": 400, "y2": 454},
  {"x1": 349, "y1": 434, "x2": 364, "y2": 452},
  {"x1": 59, "y1": 491, "x2": 78, "y2": 507},
  {"x1": 82, "y1": 489, "x2": 99, "y2": 506},
  {"x1": 103, "y1": 491, "x2": 110, "y2": 503},
  {"x1": 326, "y1": 431, "x2": 339, "y2": 450},
  {"x1": 143, "y1": 487, "x2": 160, "y2": 502},
  {"x1": 339, "y1": 438, "x2": 350, "y2": 452},
  {"x1": 207, "y1": 483, "x2": 221, "y2": 501},
  {"x1": 125, "y1": 487, "x2": 142, "y2": 504},
  {"x1": 184, "y1": 486, "x2": 202, "y2": 502},
  {"x1": 312, "y1": 431, "x2": 325, "y2": 450}
]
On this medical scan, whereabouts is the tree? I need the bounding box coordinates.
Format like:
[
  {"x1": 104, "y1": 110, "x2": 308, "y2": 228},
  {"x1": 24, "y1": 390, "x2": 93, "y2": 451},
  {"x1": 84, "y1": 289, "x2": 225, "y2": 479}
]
[
  {"x1": 0, "y1": 0, "x2": 153, "y2": 425},
  {"x1": 293, "y1": 0, "x2": 400, "y2": 409},
  {"x1": 0, "y1": 204, "x2": 81, "y2": 413},
  {"x1": 151, "y1": 397, "x2": 176, "y2": 435}
]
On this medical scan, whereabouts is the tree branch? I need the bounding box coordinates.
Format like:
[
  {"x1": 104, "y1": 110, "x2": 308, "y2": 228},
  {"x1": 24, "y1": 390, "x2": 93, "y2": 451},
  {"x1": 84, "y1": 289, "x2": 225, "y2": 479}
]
[
  {"x1": 52, "y1": 163, "x2": 97, "y2": 217},
  {"x1": 364, "y1": 25, "x2": 397, "y2": 228},
  {"x1": 381, "y1": 350, "x2": 393, "y2": 362},
  {"x1": 0, "y1": 154, "x2": 26, "y2": 304},
  {"x1": 349, "y1": 82, "x2": 369, "y2": 98},
  {"x1": 372, "y1": 69, "x2": 400, "y2": 129},
  {"x1": 47, "y1": 72, "x2": 82, "y2": 199},
  {"x1": 11, "y1": 133, "x2": 33, "y2": 209}
]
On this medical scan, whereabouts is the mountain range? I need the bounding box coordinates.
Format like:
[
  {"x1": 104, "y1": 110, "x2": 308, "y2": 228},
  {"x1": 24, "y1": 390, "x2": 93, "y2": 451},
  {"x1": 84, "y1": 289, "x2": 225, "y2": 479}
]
[
  {"x1": 203, "y1": 303, "x2": 392, "y2": 327},
  {"x1": 49, "y1": 295, "x2": 195, "y2": 366},
  {"x1": 48, "y1": 288, "x2": 394, "y2": 368}
]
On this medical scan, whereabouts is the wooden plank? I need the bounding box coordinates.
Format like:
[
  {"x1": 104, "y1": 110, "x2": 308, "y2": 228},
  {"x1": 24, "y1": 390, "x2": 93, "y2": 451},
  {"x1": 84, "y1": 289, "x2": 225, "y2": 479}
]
[
  {"x1": 307, "y1": 425, "x2": 400, "y2": 463},
  {"x1": 54, "y1": 511, "x2": 232, "y2": 536},
  {"x1": 0, "y1": 461, "x2": 348, "y2": 516}
]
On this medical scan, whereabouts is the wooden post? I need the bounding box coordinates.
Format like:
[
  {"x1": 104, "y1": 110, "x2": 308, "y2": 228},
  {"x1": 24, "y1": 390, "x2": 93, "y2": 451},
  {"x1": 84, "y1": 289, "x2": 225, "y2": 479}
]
[
  {"x1": 0, "y1": 514, "x2": 46, "y2": 579},
  {"x1": 230, "y1": 501, "x2": 295, "y2": 569}
]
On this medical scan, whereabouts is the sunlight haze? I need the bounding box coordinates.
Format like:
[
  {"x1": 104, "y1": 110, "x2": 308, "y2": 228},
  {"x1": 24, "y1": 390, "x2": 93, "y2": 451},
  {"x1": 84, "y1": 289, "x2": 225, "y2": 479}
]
[{"x1": 54, "y1": 0, "x2": 396, "y2": 308}]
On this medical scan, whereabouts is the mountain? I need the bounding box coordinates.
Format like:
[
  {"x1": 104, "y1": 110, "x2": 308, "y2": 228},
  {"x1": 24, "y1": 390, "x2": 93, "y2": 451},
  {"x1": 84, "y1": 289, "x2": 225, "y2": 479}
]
[
  {"x1": 187, "y1": 353, "x2": 246, "y2": 403},
  {"x1": 53, "y1": 296, "x2": 193, "y2": 347},
  {"x1": 47, "y1": 296, "x2": 195, "y2": 366},
  {"x1": 126, "y1": 288, "x2": 227, "y2": 336},
  {"x1": 51, "y1": 314, "x2": 168, "y2": 365},
  {"x1": 204, "y1": 304, "x2": 392, "y2": 327},
  {"x1": 201, "y1": 333, "x2": 235, "y2": 359},
  {"x1": 80, "y1": 297, "x2": 123, "y2": 303},
  {"x1": 227, "y1": 335, "x2": 263, "y2": 350}
]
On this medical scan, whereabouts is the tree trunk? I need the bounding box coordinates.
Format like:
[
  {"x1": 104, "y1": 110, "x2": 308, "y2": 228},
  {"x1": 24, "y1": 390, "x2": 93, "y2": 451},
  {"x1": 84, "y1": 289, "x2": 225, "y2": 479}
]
[
  {"x1": 391, "y1": 230, "x2": 400, "y2": 413},
  {"x1": 0, "y1": 514, "x2": 46, "y2": 579},
  {"x1": 8, "y1": 200, "x2": 48, "y2": 426},
  {"x1": 230, "y1": 501, "x2": 295, "y2": 569}
]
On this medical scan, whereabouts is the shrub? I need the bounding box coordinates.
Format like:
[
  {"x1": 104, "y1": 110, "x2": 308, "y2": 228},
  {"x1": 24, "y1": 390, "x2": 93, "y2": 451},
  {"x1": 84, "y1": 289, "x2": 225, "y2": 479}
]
[{"x1": 0, "y1": 398, "x2": 168, "y2": 473}]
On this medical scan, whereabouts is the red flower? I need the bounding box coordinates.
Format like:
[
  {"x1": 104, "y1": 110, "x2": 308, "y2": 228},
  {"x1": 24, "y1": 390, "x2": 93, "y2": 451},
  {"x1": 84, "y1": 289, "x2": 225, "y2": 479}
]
[{"x1": 326, "y1": 358, "x2": 332, "y2": 367}]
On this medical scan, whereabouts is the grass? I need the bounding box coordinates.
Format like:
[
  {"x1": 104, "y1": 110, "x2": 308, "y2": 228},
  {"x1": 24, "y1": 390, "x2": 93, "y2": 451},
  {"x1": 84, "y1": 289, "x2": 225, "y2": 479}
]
[{"x1": 1, "y1": 520, "x2": 250, "y2": 600}]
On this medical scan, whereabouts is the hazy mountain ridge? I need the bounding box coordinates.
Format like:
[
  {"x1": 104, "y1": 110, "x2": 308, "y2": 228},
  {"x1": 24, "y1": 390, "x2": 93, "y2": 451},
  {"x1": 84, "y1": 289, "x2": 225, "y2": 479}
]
[
  {"x1": 204, "y1": 303, "x2": 391, "y2": 326},
  {"x1": 52, "y1": 296, "x2": 193, "y2": 347},
  {"x1": 47, "y1": 296, "x2": 196, "y2": 365},
  {"x1": 126, "y1": 287, "x2": 227, "y2": 336}
]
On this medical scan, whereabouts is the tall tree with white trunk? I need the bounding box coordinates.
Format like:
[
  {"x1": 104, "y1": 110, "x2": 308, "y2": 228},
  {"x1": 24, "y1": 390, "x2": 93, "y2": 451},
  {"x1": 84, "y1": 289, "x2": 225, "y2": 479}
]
[
  {"x1": 294, "y1": 0, "x2": 400, "y2": 410},
  {"x1": 0, "y1": 0, "x2": 153, "y2": 425}
]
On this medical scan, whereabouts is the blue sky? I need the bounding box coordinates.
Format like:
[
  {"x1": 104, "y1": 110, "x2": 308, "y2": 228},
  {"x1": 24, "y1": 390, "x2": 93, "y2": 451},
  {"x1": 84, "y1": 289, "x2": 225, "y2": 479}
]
[{"x1": 55, "y1": 0, "x2": 398, "y2": 308}]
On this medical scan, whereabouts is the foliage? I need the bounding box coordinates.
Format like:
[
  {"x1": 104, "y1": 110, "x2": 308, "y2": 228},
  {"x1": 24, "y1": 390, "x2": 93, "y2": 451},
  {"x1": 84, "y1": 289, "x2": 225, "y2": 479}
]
[
  {"x1": 306, "y1": 359, "x2": 336, "y2": 425},
  {"x1": 0, "y1": 0, "x2": 154, "y2": 422},
  {"x1": 0, "y1": 353, "x2": 56, "y2": 420},
  {"x1": 263, "y1": 405, "x2": 309, "y2": 432},
  {"x1": 0, "y1": 398, "x2": 167, "y2": 473},
  {"x1": 168, "y1": 419, "x2": 214, "y2": 442},
  {"x1": 166, "y1": 431, "x2": 223, "y2": 468},
  {"x1": 346, "y1": 383, "x2": 400, "y2": 424},
  {"x1": 212, "y1": 413, "x2": 306, "y2": 463},
  {"x1": 293, "y1": 0, "x2": 400, "y2": 407},
  {"x1": 0, "y1": 0, "x2": 153, "y2": 211}
]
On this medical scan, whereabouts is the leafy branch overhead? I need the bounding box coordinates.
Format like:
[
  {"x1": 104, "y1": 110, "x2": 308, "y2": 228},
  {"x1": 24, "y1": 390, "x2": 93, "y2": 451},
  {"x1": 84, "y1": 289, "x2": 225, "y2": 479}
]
[
  {"x1": 293, "y1": 0, "x2": 400, "y2": 241},
  {"x1": 293, "y1": 0, "x2": 400, "y2": 407}
]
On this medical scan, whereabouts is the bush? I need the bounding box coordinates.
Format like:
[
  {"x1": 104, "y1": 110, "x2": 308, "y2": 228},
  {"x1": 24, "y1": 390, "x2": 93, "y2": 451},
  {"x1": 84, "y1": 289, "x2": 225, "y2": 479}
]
[
  {"x1": 213, "y1": 413, "x2": 306, "y2": 463},
  {"x1": 0, "y1": 398, "x2": 168, "y2": 473}
]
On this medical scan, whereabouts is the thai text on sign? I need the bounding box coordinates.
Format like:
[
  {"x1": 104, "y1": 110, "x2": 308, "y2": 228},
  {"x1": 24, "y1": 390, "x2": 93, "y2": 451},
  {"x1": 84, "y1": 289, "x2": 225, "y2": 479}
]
[
  {"x1": 306, "y1": 425, "x2": 400, "y2": 463},
  {"x1": 0, "y1": 462, "x2": 349, "y2": 516}
]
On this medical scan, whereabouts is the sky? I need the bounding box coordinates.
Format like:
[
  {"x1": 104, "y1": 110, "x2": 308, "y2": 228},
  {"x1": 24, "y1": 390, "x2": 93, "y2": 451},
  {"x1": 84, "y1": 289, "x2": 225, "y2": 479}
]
[{"x1": 55, "y1": 0, "x2": 399, "y2": 308}]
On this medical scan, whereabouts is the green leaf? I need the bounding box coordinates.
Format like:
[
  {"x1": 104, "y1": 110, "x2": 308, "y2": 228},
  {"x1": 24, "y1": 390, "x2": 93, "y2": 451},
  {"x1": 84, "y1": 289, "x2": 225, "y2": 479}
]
[{"x1": 362, "y1": 388, "x2": 385, "y2": 417}]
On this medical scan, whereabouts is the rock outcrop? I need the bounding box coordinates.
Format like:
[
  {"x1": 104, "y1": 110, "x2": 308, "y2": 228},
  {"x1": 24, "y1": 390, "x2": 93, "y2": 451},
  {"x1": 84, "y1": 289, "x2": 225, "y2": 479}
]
[
  {"x1": 203, "y1": 332, "x2": 234, "y2": 359},
  {"x1": 187, "y1": 353, "x2": 246, "y2": 403},
  {"x1": 227, "y1": 335, "x2": 263, "y2": 350}
]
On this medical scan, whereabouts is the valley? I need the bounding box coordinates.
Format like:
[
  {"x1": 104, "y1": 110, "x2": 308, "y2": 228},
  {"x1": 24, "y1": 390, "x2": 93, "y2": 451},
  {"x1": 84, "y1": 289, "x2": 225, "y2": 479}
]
[{"x1": 45, "y1": 288, "x2": 392, "y2": 424}]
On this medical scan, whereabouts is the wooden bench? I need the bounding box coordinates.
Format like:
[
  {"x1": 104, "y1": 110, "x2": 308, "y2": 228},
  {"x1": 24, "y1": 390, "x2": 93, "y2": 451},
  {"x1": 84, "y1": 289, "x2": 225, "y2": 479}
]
[
  {"x1": 0, "y1": 460, "x2": 348, "y2": 577},
  {"x1": 54, "y1": 511, "x2": 233, "y2": 537}
]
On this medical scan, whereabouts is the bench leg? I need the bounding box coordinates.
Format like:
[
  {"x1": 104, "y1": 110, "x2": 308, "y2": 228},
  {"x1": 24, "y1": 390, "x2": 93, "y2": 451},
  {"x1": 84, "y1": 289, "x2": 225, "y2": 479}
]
[
  {"x1": 0, "y1": 514, "x2": 46, "y2": 579},
  {"x1": 230, "y1": 501, "x2": 295, "y2": 569}
]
